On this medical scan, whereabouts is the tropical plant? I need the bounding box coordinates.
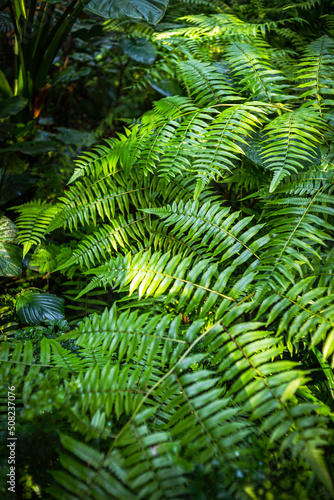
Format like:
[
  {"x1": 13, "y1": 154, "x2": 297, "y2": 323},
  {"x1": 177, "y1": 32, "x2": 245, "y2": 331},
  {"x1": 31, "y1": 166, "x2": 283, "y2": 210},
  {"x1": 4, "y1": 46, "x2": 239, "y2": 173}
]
[
  {"x1": 1, "y1": 0, "x2": 169, "y2": 117},
  {"x1": 1, "y1": 1, "x2": 334, "y2": 499}
]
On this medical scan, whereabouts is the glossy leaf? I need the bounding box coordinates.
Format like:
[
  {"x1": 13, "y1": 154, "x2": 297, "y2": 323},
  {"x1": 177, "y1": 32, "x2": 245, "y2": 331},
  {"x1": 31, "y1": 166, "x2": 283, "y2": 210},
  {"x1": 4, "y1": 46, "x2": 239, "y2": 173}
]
[
  {"x1": 83, "y1": 0, "x2": 169, "y2": 24},
  {"x1": 16, "y1": 291, "x2": 65, "y2": 325}
]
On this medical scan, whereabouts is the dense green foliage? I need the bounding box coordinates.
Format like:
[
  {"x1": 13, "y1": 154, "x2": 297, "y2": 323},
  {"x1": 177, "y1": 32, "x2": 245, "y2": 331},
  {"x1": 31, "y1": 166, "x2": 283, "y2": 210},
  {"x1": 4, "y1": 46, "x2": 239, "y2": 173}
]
[{"x1": 1, "y1": 0, "x2": 334, "y2": 498}]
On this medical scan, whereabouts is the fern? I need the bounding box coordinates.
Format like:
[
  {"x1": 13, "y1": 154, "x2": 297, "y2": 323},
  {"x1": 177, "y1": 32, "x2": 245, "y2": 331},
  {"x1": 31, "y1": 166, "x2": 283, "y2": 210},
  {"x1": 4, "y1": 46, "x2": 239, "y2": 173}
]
[
  {"x1": 297, "y1": 35, "x2": 334, "y2": 111},
  {"x1": 14, "y1": 200, "x2": 59, "y2": 256},
  {"x1": 78, "y1": 249, "x2": 253, "y2": 316},
  {"x1": 176, "y1": 59, "x2": 242, "y2": 105},
  {"x1": 260, "y1": 108, "x2": 325, "y2": 192},
  {"x1": 142, "y1": 199, "x2": 268, "y2": 264},
  {"x1": 225, "y1": 41, "x2": 291, "y2": 103}
]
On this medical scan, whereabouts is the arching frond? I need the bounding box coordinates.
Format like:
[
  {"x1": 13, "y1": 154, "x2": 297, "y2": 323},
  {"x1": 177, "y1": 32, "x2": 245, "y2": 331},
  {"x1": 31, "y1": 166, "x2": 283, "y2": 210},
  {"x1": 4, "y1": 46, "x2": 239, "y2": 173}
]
[
  {"x1": 50, "y1": 168, "x2": 151, "y2": 231},
  {"x1": 50, "y1": 422, "x2": 187, "y2": 500},
  {"x1": 14, "y1": 200, "x2": 60, "y2": 256},
  {"x1": 191, "y1": 102, "x2": 267, "y2": 196},
  {"x1": 297, "y1": 35, "x2": 334, "y2": 111},
  {"x1": 143, "y1": 199, "x2": 268, "y2": 265},
  {"x1": 254, "y1": 185, "x2": 333, "y2": 301},
  {"x1": 56, "y1": 214, "x2": 150, "y2": 270},
  {"x1": 63, "y1": 306, "x2": 198, "y2": 369},
  {"x1": 225, "y1": 41, "x2": 291, "y2": 103},
  {"x1": 201, "y1": 313, "x2": 332, "y2": 487}
]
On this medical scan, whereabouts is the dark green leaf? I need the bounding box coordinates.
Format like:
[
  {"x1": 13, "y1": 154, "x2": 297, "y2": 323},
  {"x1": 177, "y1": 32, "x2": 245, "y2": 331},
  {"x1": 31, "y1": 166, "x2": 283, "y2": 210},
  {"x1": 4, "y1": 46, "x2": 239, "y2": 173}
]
[
  {"x1": 1, "y1": 141, "x2": 58, "y2": 155},
  {"x1": 0, "y1": 170, "x2": 35, "y2": 206},
  {"x1": 54, "y1": 66, "x2": 92, "y2": 83},
  {"x1": 4, "y1": 153, "x2": 29, "y2": 175},
  {"x1": 147, "y1": 76, "x2": 183, "y2": 96}
]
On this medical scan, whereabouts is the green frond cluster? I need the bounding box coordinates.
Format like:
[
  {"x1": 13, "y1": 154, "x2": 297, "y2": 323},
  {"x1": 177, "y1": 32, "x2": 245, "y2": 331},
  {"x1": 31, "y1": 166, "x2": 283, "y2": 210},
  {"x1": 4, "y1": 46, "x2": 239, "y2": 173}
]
[
  {"x1": 225, "y1": 41, "x2": 291, "y2": 103},
  {"x1": 143, "y1": 199, "x2": 267, "y2": 264},
  {"x1": 261, "y1": 109, "x2": 325, "y2": 191}
]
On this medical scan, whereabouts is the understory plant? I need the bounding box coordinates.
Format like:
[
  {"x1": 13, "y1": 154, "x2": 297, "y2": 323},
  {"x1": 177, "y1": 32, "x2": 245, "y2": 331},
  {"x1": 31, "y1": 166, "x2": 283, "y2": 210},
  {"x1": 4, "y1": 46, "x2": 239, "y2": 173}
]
[{"x1": 1, "y1": 1, "x2": 334, "y2": 498}]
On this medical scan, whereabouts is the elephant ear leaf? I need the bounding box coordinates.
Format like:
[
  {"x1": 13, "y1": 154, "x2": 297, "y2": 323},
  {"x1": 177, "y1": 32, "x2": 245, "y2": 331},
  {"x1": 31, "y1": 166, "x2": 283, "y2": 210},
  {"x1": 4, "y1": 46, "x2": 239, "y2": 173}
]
[
  {"x1": 0, "y1": 216, "x2": 22, "y2": 277},
  {"x1": 0, "y1": 96, "x2": 28, "y2": 119},
  {"x1": 16, "y1": 291, "x2": 65, "y2": 325},
  {"x1": 82, "y1": 0, "x2": 169, "y2": 24}
]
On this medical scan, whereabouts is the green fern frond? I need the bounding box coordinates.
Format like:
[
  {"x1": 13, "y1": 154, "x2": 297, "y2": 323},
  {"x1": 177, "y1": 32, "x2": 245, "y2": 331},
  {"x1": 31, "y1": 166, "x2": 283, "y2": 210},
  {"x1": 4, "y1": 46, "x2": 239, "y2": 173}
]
[
  {"x1": 176, "y1": 59, "x2": 242, "y2": 106},
  {"x1": 259, "y1": 276, "x2": 334, "y2": 357},
  {"x1": 254, "y1": 188, "x2": 333, "y2": 301},
  {"x1": 200, "y1": 313, "x2": 333, "y2": 488},
  {"x1": 191, "y1": 102, "x2": 267, "y2": 196},
  {"x1": 267, "y1": 169, "x2": 331, "y2": 196},
  {"x1": 178, "y1": 13, "x2": 268, "y2": 38},
  {"x1": 50, "y1": 168, "x2": 151, "y2": 231},
  {"x1": 156, "y1": 106, "x2": 216, "y2": 183},
  {"x1": 323, "y1": 14, "x2": 334, "y2": 37},
  {"x1": 66, "y1": 363, "x2": 158, "y2": 438},
  {"x1": 163, "y1": 368, "x2": 250, "y2": 461},
  {"x1": 67, "y1": 128, "x2": 146, "y2": 185},
  {"x1": 49, "y1": 433, "x2": 136, "y2": 499},
  {"x1": 51, "y1": 421, "x2": 187, "y2": 500},
  {"x1": 79, "y1": 250, "x2": 259, "y2": 319},
  {"x1": 57, "y1": 214, "x2": 149, "y2": 270},
  {"x1": 283, "y1": 0, "x2": 321, "y2": 10},
  {"x1": 68, "y1": 138, "x2": 120, "y2": 185},
  {"x1": 14, "y1": 200, "x2": 60, "y2": 256},
  {"x1": 64, "y1": 307, "x2": 193, "y2": 367}
]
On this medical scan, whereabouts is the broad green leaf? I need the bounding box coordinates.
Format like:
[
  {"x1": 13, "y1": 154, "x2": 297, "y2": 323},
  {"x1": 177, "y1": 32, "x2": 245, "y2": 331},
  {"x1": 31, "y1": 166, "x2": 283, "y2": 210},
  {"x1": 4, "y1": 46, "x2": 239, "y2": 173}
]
[
  {"x1": 0, "y1": 96, "x2": 28, "y2": 118},
  {"x1": 1, "y1": 141, "x2": 58, "y2": 155},
  {"x1": 119, "y1": 38, "x2": 157, "y2": 65},
  {"x1": 16, "y1": 291, "x2": 65, "y2": 325}
]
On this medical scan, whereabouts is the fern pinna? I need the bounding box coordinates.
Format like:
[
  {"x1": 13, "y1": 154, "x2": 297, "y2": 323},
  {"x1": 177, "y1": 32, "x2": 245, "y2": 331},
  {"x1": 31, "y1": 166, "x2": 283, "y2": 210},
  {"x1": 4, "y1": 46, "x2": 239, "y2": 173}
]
[{"x1": 4, "y1": 4, "x2": 334, "y2": 499}]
